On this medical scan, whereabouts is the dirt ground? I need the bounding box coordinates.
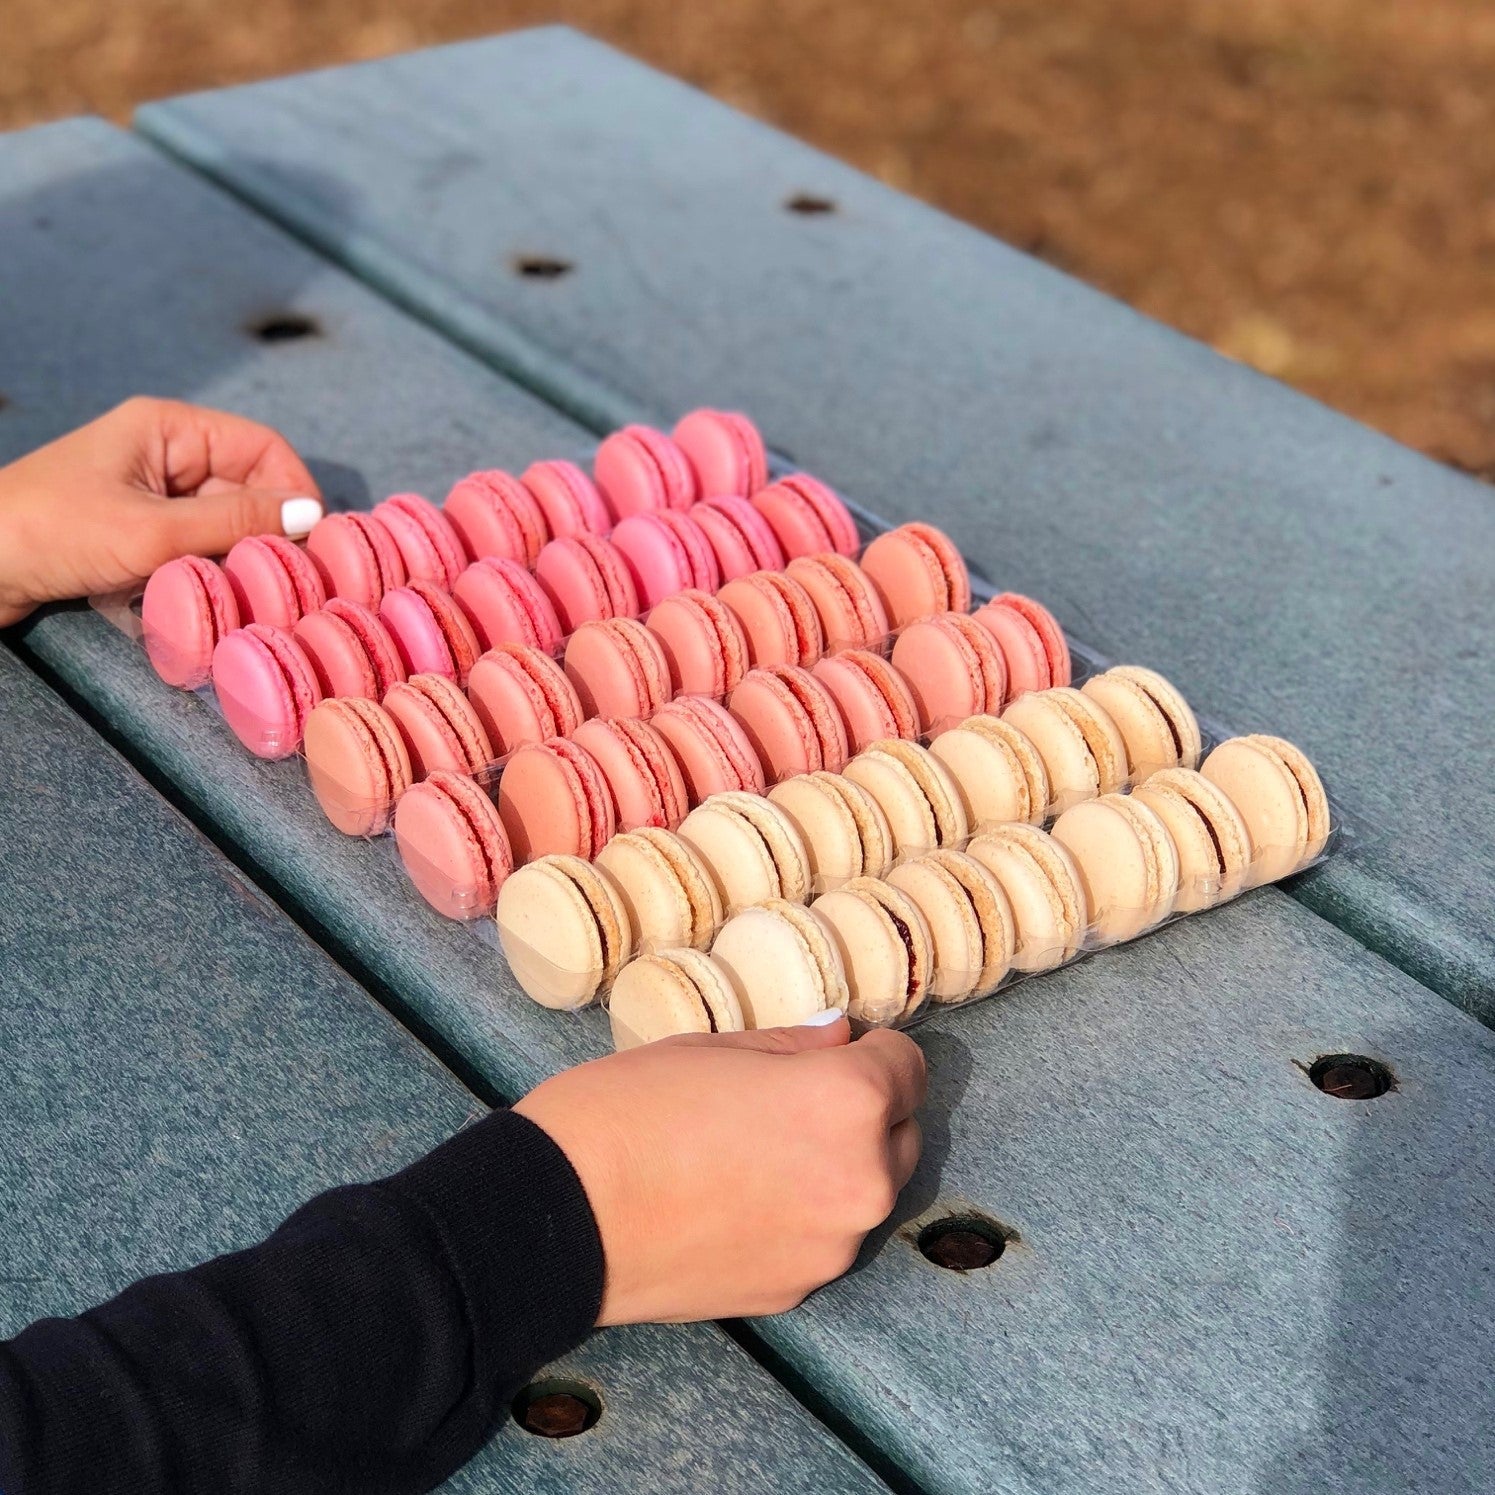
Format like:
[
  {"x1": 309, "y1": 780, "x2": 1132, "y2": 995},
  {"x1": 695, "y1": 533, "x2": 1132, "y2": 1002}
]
[{"x1": 5, "y1": 0, "x2": 1495, "y2": 477}]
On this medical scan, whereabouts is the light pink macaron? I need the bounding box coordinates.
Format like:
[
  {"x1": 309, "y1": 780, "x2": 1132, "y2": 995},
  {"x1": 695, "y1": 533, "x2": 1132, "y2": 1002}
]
[
  {"x1": 395, "y1": 769, "x2": 514, "y2": 920},
  {"x1": 293, "y1": 598, "x2": 407, "y2": 701},
  {"x1": 650, "y1": 696, "x2": 767, "y2": 806},
  {"x1": 812, "y1": 649, "x2": 921, "y2": 754},
  {"x1": 466, "y1": 642, "x2": 585, "y2": 758},
  {"x1": 673, "y1": 409, "x2": 770, "y2": 499},
  {"x1": 891, "y1": 611, "x2": 1009, "y2": 734},
  {"x1": 535, "y1": 534, "x2": 639, "y2": 634},
  {"x1": 222, "y1": 534, "x2": 327, "y2": 631},
  {"x1": 860, "y1": 522, "x2": 972, "y2": 628},
  {"x1": 305, "y1": 511, "x2": 407, "y2": 610},
  {"x1": 752, "y1": 474, "x2": 859, "y2": 559},
  {"x1": 522, "y1": 459, "x2": 612, "y2": 539},
  {"x1": 785, "y1": 554, "x2": 890, "y2": 653},
  {"x1": 610, "y1": 510, "x2": 721, "y2": 609},
  {"x1": 142, "y1": 555, "x2": 241, "y2": 688},
  {"x1": 716, "y1": 570, "x2": 825, "y2": 670},
  {"x1": 453, "y1": 557, "x2": 564, "y2": 655},
  {"x1": 497, "y1": 735, "x2": 616, "y2": 863},
  {"x1": 594, "y1": 424, "x2": 698, "y2": 519},
  {"x1": 646, "y1": 589, "x2": 750, "y2": 698},
  {"x1": 972, "y1": 592, "x2": 1071, "y2": 692},
  {"x1": 374, "y1": 493, "x2": 468, "y2": 589},
  {"x1": 727, "y1": 664, "x2": 851, "y2": 782},
  {"x1": 563, "y1": 617, "x2": 673, "y2": 721},
  {"x1": 572, "y1": 715, "x2": 691, "y2": 832},
  {"x1": 211, "y1": 622, "x2": 323, "y2": 760},
  {"x1": 382, "y1": 673, "x2": 493, "y2": 781},
  {"x1": 379, "y1": 580, "x2": 483, "y2": 687},
  {"x1": 443, "y1": 470, "x2": 549, "y2": 568},
  {"x1": 689, "y1": 496, "x2": 785, "y2": 582}
]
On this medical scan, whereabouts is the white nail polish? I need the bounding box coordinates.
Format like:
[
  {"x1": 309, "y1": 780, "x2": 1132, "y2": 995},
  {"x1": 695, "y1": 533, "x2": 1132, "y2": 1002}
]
[
  {"x1": 280, "y1": 497, "x2": 323, "y2": 537},
  {"x1": 801, "y1": 1008, "x2": 845, "y2": 1027}
]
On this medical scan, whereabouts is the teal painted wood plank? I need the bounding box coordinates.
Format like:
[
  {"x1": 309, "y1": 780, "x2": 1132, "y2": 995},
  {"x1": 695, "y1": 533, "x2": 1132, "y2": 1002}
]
[
  {"x1": 4, "y1": 115, "x2": 1494, "y2": 1493},
  {"x1": 137, "y1": 28, "x2": 1495, "y2": 1019}
]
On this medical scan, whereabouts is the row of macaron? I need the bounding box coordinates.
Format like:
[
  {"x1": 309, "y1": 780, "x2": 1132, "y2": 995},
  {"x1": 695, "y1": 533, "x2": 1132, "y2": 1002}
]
[{"x1": 486, "y1": 728, "x2": 1331, "y2": 1041}]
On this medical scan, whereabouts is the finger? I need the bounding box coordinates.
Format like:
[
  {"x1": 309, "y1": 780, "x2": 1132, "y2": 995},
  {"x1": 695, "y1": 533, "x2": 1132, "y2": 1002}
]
[
  {"x1": 142, "y1": 399, "x2": 320, "y2": 498},
  {"x1": 142, "y1": 487, "x2": 324, "y2": 569},
  {"x1": 664, "y1": 1013, "x2": 850, "y2": 1056},
  {"x1": 843, "y1": 1028, "x2": 928, "y2": 1124},
  {"x1": 888, "y1": 1115, "x2": 922, "y2": 1193}
]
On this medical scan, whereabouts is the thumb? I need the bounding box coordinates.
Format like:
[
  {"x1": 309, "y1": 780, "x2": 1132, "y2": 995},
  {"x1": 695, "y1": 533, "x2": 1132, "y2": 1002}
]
[
  {"x1": 669, "y1": 1011, "x2": 851, "y2": 1056},
  {"x1": 145, "y1": 487, "x2": 324, "y2": 566}
]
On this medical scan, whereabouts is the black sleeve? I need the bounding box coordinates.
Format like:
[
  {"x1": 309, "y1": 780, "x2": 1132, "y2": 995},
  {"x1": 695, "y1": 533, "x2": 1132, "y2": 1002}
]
[{"x1": 0, "y1": 1107, "x2": 605, "y2": 1495}]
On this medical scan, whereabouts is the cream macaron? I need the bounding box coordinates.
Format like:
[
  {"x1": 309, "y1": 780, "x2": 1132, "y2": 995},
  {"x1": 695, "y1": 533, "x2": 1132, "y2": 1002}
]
[
  {"x1": 1081, "y1": 665, "x2": 1201, "y2": 783},
  {"x1": 928, "y1": 714, "x2": 1051, "y2": 829},
  {"x1": 1002, "y1": 686, "x2": 1127, "y2": 814},
  {"x1": 496, "y1": 854, "x2": 633, "y2": 1009},
  {"x1": 1132, "y1": 767, "x2": 1253, "y2": 912},
  {"x1": 767, "y1": 770, "x2": 896, "y2": 890},
  {"x1": 842, "y1": 739, "x2": 969, "y2": 861},
  {"x1": 608, "y1": 947, "x2": 745, "y2": 1050},
  {"x1": 1051, "y1": 793, "x2": 1180, "y2": 946},
  {"x1": 888, "y1": 849, "x2": 1015, "y2": 1003},
  {"x1": 965, "y1": 823, "x2": 1088, "y2": 972},
  {"x1": 812, "y1": 876, "x2": 933, "y2": 1026},
  {"x1": 1200, "y1": 734, "x2": 1330, "y2": 887},
  {"x1": 711, "y1": 900, "x2": 849, "y2": 1027},
  {"x1": 677, "y1": 791, "x2": 813, "y2": 913},
  {"x1": 594, "y1": 827, "x2": 723, "y2": 951}
]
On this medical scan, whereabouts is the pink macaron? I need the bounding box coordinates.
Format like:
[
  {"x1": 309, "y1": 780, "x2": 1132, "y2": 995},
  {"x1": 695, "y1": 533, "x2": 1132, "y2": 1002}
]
[
  {"x1": 812, "y1": 649, "x2": 922, "y2": 753},
  {"x1": 572, "y1": 715, "x2": 690, "y2": 832},
  {"x1": 466, "y1": 642, "x2": 585, "y2": 758},
  {"x1": 728, "y1": 664, "x2": 851, "y2": 782},
  {"x1": 563, "y1": 617, "x2": 673, "y2": 721},
  {"x1": 535, "y1": 534, "x2": 639, "y2": 634},
  {"x1": 374, "y1": 493, "x2": 468, "y2": 588},
  {"x1": 395, "y1": 769, "x2": 514, "y2": 919},
  {"x1": 305, "y1": 511, "x2": 408, "y2": 610},
  {"x1": 594, "y1": 424, "x2": 698, "y2": 518},
  {"x1": 293, "y1": 598, "x2": 407, "y2": 701},
  {"x1": 522, "y1": 459, "x2": 613, "y2": 539},
  {"x1": 650, "y1": 696, "x2": 767, "y2": 805},
  {"x1": 222, "y1": 534, "x2": 327, "y2": 631},
  {"x1": 142, "y1": 555, "x2": 242, "y2": 688},
  {"x1": 689, "y1": 497, "x2": 785, "y2": 582},
  {"x1": 610, "y1": 510, "x2": 721, "y2": 609},
  {"x1": 891, "y1": 611, "x2": 1009, "y2": 734},
  {"x1": 973, "y1": 592, "x2": 1071, "y2": 691},
  {"x1": 303, "y1": 696, "x2": 413, "y2": 836},
  {"x1": 860, "y1": 522, "x2": 972, "y2": 628},
  {"x1": 453, "y1": 557, "x2": 564, "y2": 654},
  {"x1": 497, "y1": 735, "x2": 616, "y2": 863},
  {"x1": 673, "y1": 409, "x2": 770, "y2": 499},
  {"x1": 645, "y1": 589, "x2": 750, "y2": 698},
  {"x1": 211, "y1": 623, "x2": 323, "y2": 759},
  {"x1": 785, "y1": 554, "x2": 890, "y2": 652},
  {"x1": 716, "y1": 570, "x2": 825, "y2": 670},
  {"x1": 443, "y1": 470, "x2": 549, "y2": 567},
  {"x1": 379, "y1": 580, "x2": 482, "y2": 687},
  {"x1": 383, "y1": 673, "x2": 494, "y2": 781},
  {"x1": 751, "y1": 474, "x2": 859, "y2": 559}
]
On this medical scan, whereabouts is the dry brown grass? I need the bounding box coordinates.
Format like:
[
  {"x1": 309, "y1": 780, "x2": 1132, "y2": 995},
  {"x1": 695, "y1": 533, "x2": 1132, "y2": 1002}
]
[{"x1": 6, "y1": 0, "x2": 1495, "y2": 475}]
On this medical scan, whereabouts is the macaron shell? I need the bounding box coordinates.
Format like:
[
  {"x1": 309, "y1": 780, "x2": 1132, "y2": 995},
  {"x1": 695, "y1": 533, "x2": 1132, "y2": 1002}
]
[
  {"x1": 678, "y1": 797, "x2": 785, "y2": 912},
  {"x1": 647, "y1": 590, "x2": 749, "y2": 697},
  {"x1": 595, "y1": 425, "x2": 697, "y2": 518},
  {"x1": 293, "y1": 606, "x2": 382, "y2": 700},
  {"x1": 674, "y1": 409, "x2": 769, "y2": 499},
  {"x1": 1051, "y1": 795, "x2": 1177, "y2": 945},
  {"x1": 1201, "y1": 735, "x2": 1325, "y2": 887},
  {"x1": 1109, "y1": 666, "x2": 1203, "y2": 772},
  {"x1": 573, "y1": 716, "x2": 690, "y2": 831},
  {"x1": 454, "y1": 557, "x2": 564, "y2": 655},
  {"x1": 142, "y1": 555, "x2": 241, "y2": 688},
  {"x1": 813, "y1": 877, "x2": 933, "y2": 1026},
  {"x1": 306, "y1": 511, "x2": 407, "y2": 609},
  {"x1": 303, "y1": 696, "x2": 411, "y2": 836},
  {"x1": 768, "y1": 770, "x2": 895, "y2": 888},
  {"x1": 222, "y1": 535, "x2": 326, "y2": 630},
  {"x1": 498, "y1": 736, "x2": 615, "y2": 863},
  {"x1": 752, "y1": 474, "x2": 859, "y2": 558},
  {"x1": 690, "y1": 497, "x2": 785, "y2": 580},
  {"x1": 564, "y1": 617, "x2": 672, "y2": 721},
  {"x1": 612, "y1": 512, "x2": 716, "y2": 608},
  {"x1": 711, "y1": 901, "x2": 847, "y2": 1027},
  {"x1": 785, "y1": 555, "x2": 889, "y2": 652},
  {"x1": 378, "y1": 583, "x2": 481, "y2": 686},
  {"x1": 848, "y1": 739, "x2": 968, "y2": 857},
  {"x1": 375, "y1": 493, "x2": 467, "y2": 587},
  {"x1": 990, "y1": 592, "x2": 1071, "y2": 688},
  {"x1": 468, "y1": 643, "x2": 584, "y2": 757},
  {"x1": 1133, "y1": 768, "x2": 1252, "y2": 912},
  {"x1": 1082, "y1": 668, "x2": 1200, "y2": 783},
  {"x1": 926, "y1": 848, "x2": 1016, "y2": 999},
  {"x1": 717, "y1": 570, "x2": 824, "y2": 669},
  {"x1": 811, "y1": 650, "x2": 920, "y2": 753},
  {"x1": 966, "y1": 824, "x2": 1087, "y2": 972},
  {"x1": 860, "y1": 523, "x2": 971, "y2": 628},
  {"x1": 382, "y1": 674, "x2": 493, "y2": 781},
  {"x1": 887, "y1": 855, "x2": 986, "y2": 1003},
  {"x1": 970, "y1": 600, "x2": 1051, "y2": 699},
  {"x1": 596, "y1": 829, "x2": 720, "y2": 950},
  {"x1": 523, "y1": 459, "x2": 612, "y2": 539},
  {"x1": 444, "y1": 470, "x2": 547, "y2": 566},
  {"x1": 890, "y1": 613, "x2": 1007, "y2": 734},
  {"x1": 1003, "y1": 689, "x2": 1119, "y2": 813},
  {"x1": 711, "y1": 790, "x2": 813, "y2": 905},
  {"x1": 395, "y1": 769, "x2": 513, "y2": 918},
  {"x1": 929, "y1": 719, "x2": 1043, "y2": 829},
  {"x1": 650, "y1": 696, "x2": 767, "y2": 804},
  {"x1": 212, "y1": 623, "x2": 322, "y2": 760},
  {"x1": 536, "y1": 535, "x2": 639, "y2": 633},
  {"x1": 609, "y1": 948, "x2": 744, "y2": 1050}
]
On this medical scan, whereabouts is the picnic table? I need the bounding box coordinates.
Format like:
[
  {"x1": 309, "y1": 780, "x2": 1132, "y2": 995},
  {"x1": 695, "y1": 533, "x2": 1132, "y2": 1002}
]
[{"x1": 3, "y1": 27, "x2": 1493, "y2": 1493}]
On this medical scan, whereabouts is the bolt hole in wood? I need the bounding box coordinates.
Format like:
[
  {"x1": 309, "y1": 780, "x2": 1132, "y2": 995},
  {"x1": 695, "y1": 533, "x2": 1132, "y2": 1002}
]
[
  {"x1": 249, "y1": 313, "x2": 321, "y2": 343},
  {"x1": 511, "y1": 1379, "x2": 602, "y2": 1438},
  {"x1": 917, "y1": 1214, "x2": 1009, "y2": 1272},
  {"x1": 786, "y1": 193, "x2": 837, "y2": 215},
  {"x1": 514, "y1": 255, "x2": 574, "y2": 280},
  {"x1": 1307, "y1": 1053, "x2": 1395, "y2": 1100}
]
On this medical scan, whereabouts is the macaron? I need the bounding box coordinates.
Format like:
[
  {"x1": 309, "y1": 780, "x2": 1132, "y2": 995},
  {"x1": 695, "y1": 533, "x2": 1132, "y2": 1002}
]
[
  {"x1": 454, "y1": 557, "x2": 564, "y2": 655},
  {"x1": 811, "y1": 649, "x2": 921, "y2": 754},
  {"x1": 496, "y1": 854, "x2": 632, "y2": 1009},
  {"x1": 497, "y1": 734, "x2": 616, "y2": 863},
  {"x1": 595, "y1": 827, "x2": 722, "y2": 950},
  {"x1": 608, "y1": 947, "x2": 745, "y2": 1050},
  {"x1": 212, "y1": 623, "x2": 323, "y2": 760},
  {"x1": 689, "y1": 497, "x2": 785, "y2": 581},
  {"x1": 974, "y1": 593, "x2": 1071, "y2": 691},
  {"x1": 1132, "y1": 767, "x2": 1253, "y2": 912},
  {"x1": 563, "y1": 617, "x2": 672, "y2": 720},
  {"x1": 382, "y1": 672, "x2": 493, "y2": 781},
  {"x1": 1200, "y1": 734, "x2": 1330, "y2": 887},
  {"x1": 535, "y1": 534, "x2": 639, "y2": 634},
  {"x1": 611, "y1": 511, "x2": 720, "y2": 608},
  {"x1": 305, "y1": 511, "x2": 407, "y2": 610},
  {"x1": 443, "y1": 470, "x2": 548, "y2": 567},
  {"x1": 646, "y1": 589, "x2": 750, "y2": 697},
  {"x1": 717, "y1": 569, "x2": 825, "y2": 669},
  {"x1": 860, "y1": 522, "x2": 971, "y2": 628},
  {"x1": 303, "y1": 695, "x2": 412, "y2": 835},
  {"x1": 678, "y1": 791, "x2": 813, "y2": 912},
  {"x1": 522, "y1": 459, "x2": 612, "y2": 539},
  {"x1": 964, "y1": 823, "x2": 1088, "y2": 972},
  {"x1": 812, "y1": 877, "x2": 932, "y2": 1026},
  {"x1": 292, "y1": 598, "x2": 406, "y2": 701},
  {"x1": 650, "y1": 696, "x2": 767, "y2": 804},
  {"x1": 373, "y1": 493, "x2": 468, "y2": 588},
  {"x1": 890, "y1": 611, "x2": 1008, "y2": 733},
  {"x1": 594, "y1": 424, "x2": 697, "y2": 518},
  {"x1": 142, "y1": 555, "x2": 241, "y2": 688},
  {"x1": 1051, "y1": 793, "x2": 1180, "y2": 945},
  {"x1": 928, "y1": 715, "x2": 1051, "y2": 829},
  {"x1": 752, "y1": 474, "x2": 859, "y2": 559},
  {"x1": 888, "y1": 848, "x2": 1015, "y2": 1002},
  {"x1": 1002, "y1": 686, "x2": 1127, "y2": 814},
  {"x1": 711, "y1": 900, "x2": 849, "y2": 1028},
  {"x1": 767, "y1": 770, "x2": 896, "y2": 889},
  {"x1": 394, "y1": 768, "x2": 513, "y2": 918},
  {"x1": 222, "y1": 534, "x2": 326, "y2": 630},
  {"x1": 728, "y1": 664, "x2": 850, "y2": 781},
  {"x1": 379, "y1": 580, "x2": 482, "y2": 687},
  {"x1": 842, "y1": 739, "x2": 969, "y2": 860},
  {"x1": 785, "y1": 554, "x2": 890, "y2": 652},
  {"x1": 572, "y1": 715, "x2": 690, "y2": 831},
  {"x1": 466, "y1": 642, "x2": 584, "y2": 758},
  {"x1": 673, "y1": 409, "x2": 769, "y2": 499},
  {"x1": 1081, "y1": 665, "x2": 1202, "y2": 783}
]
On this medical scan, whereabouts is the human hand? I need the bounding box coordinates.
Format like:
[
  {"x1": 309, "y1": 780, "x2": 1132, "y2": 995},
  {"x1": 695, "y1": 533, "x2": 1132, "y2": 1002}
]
[
  {"x1": 514, "y1": 1015, "x2": 926, "y2": 1325},
  {"x1": 0, "y1": 396, "x2": 323, "y2": 627}
]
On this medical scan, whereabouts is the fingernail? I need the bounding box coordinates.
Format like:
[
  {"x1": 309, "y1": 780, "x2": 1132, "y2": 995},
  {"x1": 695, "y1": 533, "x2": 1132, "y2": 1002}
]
[
  {"x1": 801, "y1": 1008, "x2": 845, "y2": 1027},
  {"x1": 280, "y1": 497, "x2": 323, "y2": 537}
]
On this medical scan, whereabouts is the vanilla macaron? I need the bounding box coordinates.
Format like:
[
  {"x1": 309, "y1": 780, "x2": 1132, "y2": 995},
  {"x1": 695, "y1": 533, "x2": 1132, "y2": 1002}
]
[
  {"x1": 711, "y1": 900, "x2": 849, "y2": 1027},
  {"x1": 1200, "y1": 734, "x2": 1330, "y2": 887},
  {"x1": 767, "y1": 770, "x2": 896, "y2": 890},
  {"x1": 608, "y1": 947, "x2": 745, "y2": 1050},
  {"x1": 965, "y1": 823, "x2": 1088, "y2": 972},
  {"x1": 888, "y1": 849, "x2": 1015, "y2": 1003},
  {"x1": 677, "y1": 791, "x2": 812, "y2": 913},
  {"x1": 1081, "y1": 665, "x2": 1201, "y2": 783},
  {"x1": 1051, "y1": 793, "x2": 1180, "y2": 946},
  {"x1": 1002, "y1": 686, "x2": 1127, "y2": 814},
  {"x1": 842, "y1": 739, "x2": 969, "y2": 861},
  {"x1": 928, "y1": 714, "x2": 1051, "y2": 829},
  {"x1": 813, "y1": 876, "x2": 933, "y2": 1026},
  {"x1": 496, "y1": 854, "x2": 633, "y2": 1009},
  {"x1": 1132, "y1": 767, "x2": 1253, "y2": 912},
  {"x1": 595, "y1": 827, "x2": 723, "y2": 951}
]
